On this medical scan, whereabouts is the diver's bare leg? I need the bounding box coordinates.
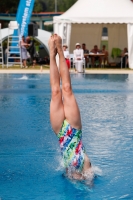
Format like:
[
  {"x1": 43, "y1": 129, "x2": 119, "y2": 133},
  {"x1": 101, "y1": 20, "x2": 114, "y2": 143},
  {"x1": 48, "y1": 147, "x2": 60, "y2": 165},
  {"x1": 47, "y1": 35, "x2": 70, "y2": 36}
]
[
  {"x1": 49, "y1": 36, "x2": 65, "y2": 134},
  {"x1": 54, "y1": 34, "x2": 82, "y2": 130}
]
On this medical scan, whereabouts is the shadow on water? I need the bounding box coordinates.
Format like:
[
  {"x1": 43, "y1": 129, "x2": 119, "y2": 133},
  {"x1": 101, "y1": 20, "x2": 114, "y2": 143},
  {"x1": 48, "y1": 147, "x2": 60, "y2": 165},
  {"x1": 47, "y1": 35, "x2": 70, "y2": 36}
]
[
  {"x1": 71, "y1": 73, "x2": 128, "y2": 82},
  {"x1": 70, "y1": 73, "x2": 132, "y2": 94}
]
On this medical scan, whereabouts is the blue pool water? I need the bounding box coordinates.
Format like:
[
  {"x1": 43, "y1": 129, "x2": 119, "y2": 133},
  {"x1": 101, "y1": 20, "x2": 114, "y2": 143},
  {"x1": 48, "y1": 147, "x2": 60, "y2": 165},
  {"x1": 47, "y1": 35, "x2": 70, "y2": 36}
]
[{"x1": 0, "y1": 73, "x2": 133, "y2": 200}]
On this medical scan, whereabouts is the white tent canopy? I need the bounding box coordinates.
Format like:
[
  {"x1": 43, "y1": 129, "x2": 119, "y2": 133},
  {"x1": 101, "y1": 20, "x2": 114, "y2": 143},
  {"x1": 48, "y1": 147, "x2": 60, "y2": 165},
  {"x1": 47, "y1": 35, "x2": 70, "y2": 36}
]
[{"x1": 53, "y1": 0, "x2": 133, "y2": 68}]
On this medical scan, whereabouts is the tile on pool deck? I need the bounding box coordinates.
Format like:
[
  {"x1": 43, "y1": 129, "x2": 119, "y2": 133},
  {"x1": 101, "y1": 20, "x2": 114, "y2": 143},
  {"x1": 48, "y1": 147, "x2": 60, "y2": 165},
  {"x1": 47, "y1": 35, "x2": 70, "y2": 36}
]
[{"x1": 0, "y1": 69, "x2": 133, "y2": 74}]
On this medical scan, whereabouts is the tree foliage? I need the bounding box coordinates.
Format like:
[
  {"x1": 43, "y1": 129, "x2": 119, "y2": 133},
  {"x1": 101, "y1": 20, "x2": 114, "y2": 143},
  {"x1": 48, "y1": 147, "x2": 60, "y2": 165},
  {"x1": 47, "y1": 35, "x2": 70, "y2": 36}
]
[
  {"x1": 33, "y1": 0, "x2": 77, "y2": 12},
  {"x1": 0, "y1": 0, "x2": 77, "y2": 13},
  {"x1": 0, "y1": 0, "x2": 19, "y2": 13},
  {"x1": 33, "y1": 0, "x2": 47, "y2": 12}
]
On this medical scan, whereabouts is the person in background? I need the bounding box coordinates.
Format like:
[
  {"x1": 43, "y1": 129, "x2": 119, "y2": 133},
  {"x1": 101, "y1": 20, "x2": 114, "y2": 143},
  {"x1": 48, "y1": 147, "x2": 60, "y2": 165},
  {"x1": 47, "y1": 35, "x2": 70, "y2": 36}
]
[
  {"x1": 101, "y1": 45, "x2": 109, "y2": 66},
  {"x1": 90, "y1": 45, "x2": 102, "y2": 67},
  {"x1": 20, "y1": 36, "x2": 30, "y2": 68},
  {"x1": 121, "y1": 47, "x2": 128, "y2": 68},
  {"x1": 26, "y1": 36, "x2": 36, "y2": 68},
  {"x1": 63, "y1": 44, "x2": 70, "y2": 69},
  {"x1": 4, "y1": 47, "x2": 9, "y2": 64},
  {"x1": 82, "y1": 43, "x2": 89, "y2": 67},
  {"x1": 73, "y1": 43, "x2": 84, "y2": 72}
]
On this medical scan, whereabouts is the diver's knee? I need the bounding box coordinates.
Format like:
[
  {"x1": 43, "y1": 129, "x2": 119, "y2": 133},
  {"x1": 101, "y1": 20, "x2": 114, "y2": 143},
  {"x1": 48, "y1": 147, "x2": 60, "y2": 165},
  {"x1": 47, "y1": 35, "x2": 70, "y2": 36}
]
[
  {"x1": 62, "y1": 83, "x2": 72, "y2": 94},
  {"x1": 51, "y1": 86, "x2": 61, "y2": 99}
]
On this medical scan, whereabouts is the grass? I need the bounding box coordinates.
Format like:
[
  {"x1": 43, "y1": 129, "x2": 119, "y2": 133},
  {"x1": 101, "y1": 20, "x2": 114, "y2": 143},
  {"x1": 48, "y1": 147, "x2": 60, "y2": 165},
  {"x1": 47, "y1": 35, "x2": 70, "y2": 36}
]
[
  {"x1": 0, "y1": 64, "x2": 131, "y2": 71},
  {"x1": 0, "y1": 64, "x2": 50, "y2": 70}
]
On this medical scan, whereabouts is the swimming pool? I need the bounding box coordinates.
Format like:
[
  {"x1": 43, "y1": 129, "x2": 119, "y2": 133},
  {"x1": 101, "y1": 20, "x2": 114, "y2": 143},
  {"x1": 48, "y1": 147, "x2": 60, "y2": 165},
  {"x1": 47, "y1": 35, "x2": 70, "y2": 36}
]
[{"x1": 0, "y1": 73, "x2": 133, "y2": 200}]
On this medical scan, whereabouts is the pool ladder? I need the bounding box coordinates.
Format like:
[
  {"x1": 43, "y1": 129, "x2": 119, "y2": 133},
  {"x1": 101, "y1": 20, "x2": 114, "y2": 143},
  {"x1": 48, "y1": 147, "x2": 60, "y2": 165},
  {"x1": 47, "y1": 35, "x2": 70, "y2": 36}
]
[{"x1": 7, "y1": 21, "x2": 22, "y2": 68}]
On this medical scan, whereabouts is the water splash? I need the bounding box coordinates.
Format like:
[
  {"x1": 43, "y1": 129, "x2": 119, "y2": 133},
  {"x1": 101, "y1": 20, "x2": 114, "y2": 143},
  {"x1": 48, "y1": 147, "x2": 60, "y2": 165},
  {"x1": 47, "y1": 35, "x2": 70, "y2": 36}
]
[
  {"x1": 14, "y1": 75, "x2": 29, "y2": 80},
  {"x1": 92, "y1": 165, "x2": 103, "y2": 176},
  {"x1": 55, "y1": 156, "x2": 64, "y2": 171},
  {"x1": 56, "y1": 156, "x2": 102, "y2": 190},
  {"x1": 68, "y1": 166, "x2": 102, "y2": 191}
]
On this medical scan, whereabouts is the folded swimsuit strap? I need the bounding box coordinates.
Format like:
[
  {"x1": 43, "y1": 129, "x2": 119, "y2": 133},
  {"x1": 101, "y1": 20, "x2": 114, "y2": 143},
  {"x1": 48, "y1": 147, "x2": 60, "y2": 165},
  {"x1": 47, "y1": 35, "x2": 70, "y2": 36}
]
[{"x1": 57, "y1": 119, "x2": 85, "y2": 172}]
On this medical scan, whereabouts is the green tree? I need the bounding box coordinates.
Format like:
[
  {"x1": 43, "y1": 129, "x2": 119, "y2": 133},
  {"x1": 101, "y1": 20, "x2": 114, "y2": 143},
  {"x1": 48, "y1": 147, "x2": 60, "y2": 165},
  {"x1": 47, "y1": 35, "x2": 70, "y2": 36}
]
[
  {"x1": 57, "y1": 0, "x2": 77, "y2": 12},
  {"x1": 33, "y1": 0, "x2": 47, "y2": 12},
  {"x1": 0, "y1": 0, "x2": 77, "y2": 13},
  {"x1": 34, "y1": 0, "x2": 77, "y2": 12},
  {"x1": 0, "y1": 0, "x2": 19, "y2": 13}
]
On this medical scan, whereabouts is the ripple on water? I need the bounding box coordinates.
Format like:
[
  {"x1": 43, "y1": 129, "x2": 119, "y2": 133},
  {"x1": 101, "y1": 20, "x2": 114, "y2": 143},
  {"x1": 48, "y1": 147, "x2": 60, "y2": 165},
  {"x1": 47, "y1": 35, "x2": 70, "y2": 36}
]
[{"x1": 0, "y1": 74, "x2": 133, "y2": 199}]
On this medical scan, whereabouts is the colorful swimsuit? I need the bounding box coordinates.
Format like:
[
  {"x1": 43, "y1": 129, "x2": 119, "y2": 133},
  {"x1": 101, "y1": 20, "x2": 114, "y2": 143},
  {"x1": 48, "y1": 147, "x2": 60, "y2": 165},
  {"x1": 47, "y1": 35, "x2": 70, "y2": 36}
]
[{"x1": 57, "y1": 119, "x2": 85, "y2": 172}]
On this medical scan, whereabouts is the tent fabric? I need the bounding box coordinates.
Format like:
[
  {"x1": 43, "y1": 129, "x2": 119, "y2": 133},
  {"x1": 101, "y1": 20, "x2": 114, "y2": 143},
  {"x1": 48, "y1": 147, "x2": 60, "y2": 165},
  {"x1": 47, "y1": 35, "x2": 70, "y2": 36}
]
[
  {"x1": 53, "y1": 0, "x2": 133, "y2": 68},
  {"x1": 128, "y1": 24, "x2": 133, "y2": 69},
  {"x1": 70, "y1": 24, "x2": 102, "y2": 52},
  {"x1": 54, "y1": 0, "x2": 133, "y2": 24},
  {"x1": 35, "y1": 29, "x2": 51, "y2": 54},
  {"x1": 108, "y1": 24, "x2": 127, "y2": 62}
]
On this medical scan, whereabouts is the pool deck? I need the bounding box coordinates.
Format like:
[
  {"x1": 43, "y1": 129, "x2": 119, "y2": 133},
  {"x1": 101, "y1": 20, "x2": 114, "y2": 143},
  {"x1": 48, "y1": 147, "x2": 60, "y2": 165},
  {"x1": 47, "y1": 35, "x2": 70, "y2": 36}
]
[{"x1": 0, "y1": 68, "x2": 133, "y2": 74}]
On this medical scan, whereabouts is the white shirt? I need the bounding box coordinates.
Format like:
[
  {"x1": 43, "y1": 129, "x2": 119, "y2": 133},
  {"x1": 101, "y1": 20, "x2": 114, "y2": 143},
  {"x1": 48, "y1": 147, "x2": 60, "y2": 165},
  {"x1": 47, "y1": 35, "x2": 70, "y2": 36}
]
[
  {"x1": 73, "y1": 49, "x2": 84, "y2": 61},
  {"x1": 63, "y1": 50, "x2": 70, "y2": 59}
]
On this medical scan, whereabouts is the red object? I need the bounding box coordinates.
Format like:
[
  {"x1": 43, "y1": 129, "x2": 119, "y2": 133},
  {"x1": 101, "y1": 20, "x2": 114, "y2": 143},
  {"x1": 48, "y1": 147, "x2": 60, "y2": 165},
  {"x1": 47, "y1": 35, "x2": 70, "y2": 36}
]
[
  {"x1": 75, "y1": 141, "x2": 82, "y2": 154},
  {"x1": 66, "y1": 128, "x2": 72, "y2": 136},
  {"x1": 65, "y1": 59, "x2": 70, "y2": 69},
  {"x1": 59, "y1": 137, "x2": 64, "y2": 143}
]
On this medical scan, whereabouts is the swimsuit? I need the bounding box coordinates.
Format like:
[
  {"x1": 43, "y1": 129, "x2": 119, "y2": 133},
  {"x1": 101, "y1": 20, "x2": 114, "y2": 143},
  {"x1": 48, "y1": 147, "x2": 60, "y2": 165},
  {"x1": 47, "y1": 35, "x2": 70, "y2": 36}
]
[{"x1": 57, "y1": 119, "x2": 85, "y2": 172}]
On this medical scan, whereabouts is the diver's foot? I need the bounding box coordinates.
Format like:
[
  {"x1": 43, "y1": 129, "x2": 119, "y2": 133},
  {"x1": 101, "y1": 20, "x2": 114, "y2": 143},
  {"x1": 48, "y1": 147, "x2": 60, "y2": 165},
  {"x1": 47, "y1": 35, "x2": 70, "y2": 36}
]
[
  {"x1": 54, "y1": 34, "x2": 63, "y2": 55},
  {"x1": 48, "y1": 35, "x2": 57, "y2": 57}
]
